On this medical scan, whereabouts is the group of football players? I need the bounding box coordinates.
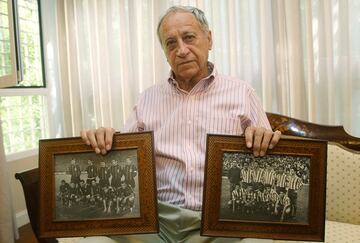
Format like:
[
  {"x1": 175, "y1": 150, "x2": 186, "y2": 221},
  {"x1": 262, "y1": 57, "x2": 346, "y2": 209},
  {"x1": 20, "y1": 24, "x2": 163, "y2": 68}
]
[
  {"x1": 225, "y1": 156, "x2": 308, "y2": 221},
  {"x1": 57, "y1": 157, "x2": 137, "y2": 215}
]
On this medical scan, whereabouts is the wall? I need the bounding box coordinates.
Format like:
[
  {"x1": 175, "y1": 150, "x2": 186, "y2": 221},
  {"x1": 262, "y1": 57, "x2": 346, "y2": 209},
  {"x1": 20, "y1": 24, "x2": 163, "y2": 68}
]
[{"x1": 8, "y1": 155, "x2": 38, "y2": 227}]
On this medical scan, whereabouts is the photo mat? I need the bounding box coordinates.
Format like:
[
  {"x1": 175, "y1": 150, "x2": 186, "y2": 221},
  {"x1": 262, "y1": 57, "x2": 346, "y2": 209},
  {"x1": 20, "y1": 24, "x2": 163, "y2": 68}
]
[
  {"x1": 220, "y1": 152, "x2": 310, "y2": 224},
  {"x1": 54, "y1": 149, "x2": 140, "y2": 221}
]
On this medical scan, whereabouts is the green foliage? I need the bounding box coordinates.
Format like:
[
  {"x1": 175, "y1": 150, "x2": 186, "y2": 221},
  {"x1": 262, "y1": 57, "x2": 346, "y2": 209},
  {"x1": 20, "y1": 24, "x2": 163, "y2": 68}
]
[{"x1": 0, "y1": 95, "x2": 45, "y2": 154}]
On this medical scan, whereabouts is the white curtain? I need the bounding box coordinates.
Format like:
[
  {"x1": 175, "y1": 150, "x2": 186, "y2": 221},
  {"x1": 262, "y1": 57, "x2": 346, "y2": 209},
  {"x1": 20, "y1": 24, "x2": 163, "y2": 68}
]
[
  {"x1": 0, "y1": 124, "x2": 18, "y2": 242},
  {"x1": 56, "y1": 0, "x2": 360, "y2": 137}
]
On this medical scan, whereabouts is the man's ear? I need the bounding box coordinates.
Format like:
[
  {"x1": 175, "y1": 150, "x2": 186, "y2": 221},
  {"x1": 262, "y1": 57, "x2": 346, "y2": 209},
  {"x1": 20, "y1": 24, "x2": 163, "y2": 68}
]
[{"x1": 207, "y1": 31, "x2": 213, "y2": 50}]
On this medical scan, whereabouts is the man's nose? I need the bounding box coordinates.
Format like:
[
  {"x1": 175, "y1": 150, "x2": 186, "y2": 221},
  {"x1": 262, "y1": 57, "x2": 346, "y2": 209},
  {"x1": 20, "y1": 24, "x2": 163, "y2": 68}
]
[{"x1": 176, "y1": 40, "x2": 189, "y2": 57}]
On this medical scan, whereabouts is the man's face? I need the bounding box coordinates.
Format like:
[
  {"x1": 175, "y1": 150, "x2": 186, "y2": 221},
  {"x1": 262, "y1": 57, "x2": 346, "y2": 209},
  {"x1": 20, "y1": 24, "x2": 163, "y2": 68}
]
[
  {"x1": 291, "y1": 168, "x2": 295, "y2": 174},
  {"x1": 159, "y1": 12, "x2": 212, "y2": 86},
  {"x1": 279, "y1": 167, "x2": 284, "y2": 174}
]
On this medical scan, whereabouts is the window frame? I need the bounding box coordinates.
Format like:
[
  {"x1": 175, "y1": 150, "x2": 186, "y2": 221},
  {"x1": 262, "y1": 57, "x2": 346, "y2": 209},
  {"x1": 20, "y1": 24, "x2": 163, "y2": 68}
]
[
  {"x1": 0, "y1": 0, "x2": 48, "y2": 160},
  {"x1": 11, "y1": 0, "x2": 46, "y2": 88},
  {"x1": 0, "y1": 0, "x2": 18, "y2": 87},
  {"x1": 0, "y1": 87, "x2": 49, "y2": 161}
]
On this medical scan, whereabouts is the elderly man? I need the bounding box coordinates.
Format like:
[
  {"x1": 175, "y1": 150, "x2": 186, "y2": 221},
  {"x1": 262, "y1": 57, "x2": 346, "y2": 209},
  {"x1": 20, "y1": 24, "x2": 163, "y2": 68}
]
[{"x1": 81, "y1": 6, "x2": 280, "y2": 243}]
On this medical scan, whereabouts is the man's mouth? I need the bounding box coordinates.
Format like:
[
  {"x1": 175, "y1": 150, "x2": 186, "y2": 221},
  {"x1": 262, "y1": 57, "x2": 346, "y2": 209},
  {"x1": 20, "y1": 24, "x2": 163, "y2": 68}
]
[{"x1": 178, "y1": 60, "x2": 194, "y2": 65}]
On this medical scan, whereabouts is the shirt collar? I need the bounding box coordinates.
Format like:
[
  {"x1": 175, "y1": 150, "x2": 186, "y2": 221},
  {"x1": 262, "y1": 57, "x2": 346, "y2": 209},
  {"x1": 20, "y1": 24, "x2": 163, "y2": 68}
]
[{"x1": 167, "y1": 62, "x2": 217, "y2": 93}]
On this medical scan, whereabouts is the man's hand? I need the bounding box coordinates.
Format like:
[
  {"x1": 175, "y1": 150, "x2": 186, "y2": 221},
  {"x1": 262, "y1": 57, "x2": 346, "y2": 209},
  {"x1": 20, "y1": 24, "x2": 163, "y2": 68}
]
[
  {"x1": 245, "y1": 126, "x2": 281, "y2": 157},
  {"x1": 80, "y1": 127, "x2": 116, "y2": 154}
]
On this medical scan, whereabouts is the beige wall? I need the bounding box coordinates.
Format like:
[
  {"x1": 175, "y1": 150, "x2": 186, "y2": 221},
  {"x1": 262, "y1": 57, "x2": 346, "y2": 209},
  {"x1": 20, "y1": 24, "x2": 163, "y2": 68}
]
[{"x1": 7, "y1": 155, "x2": 38, "y2": 214}]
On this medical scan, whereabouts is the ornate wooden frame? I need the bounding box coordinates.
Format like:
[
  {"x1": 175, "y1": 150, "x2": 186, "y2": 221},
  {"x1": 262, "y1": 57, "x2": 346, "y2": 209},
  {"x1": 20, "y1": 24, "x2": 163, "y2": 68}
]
[
  {"x1": 38, "y1": 132, "x2": 158, "y2": 238},
  {"x1": 266, "y1": 112, "x2": 360, "y2": 151},
  {"x1": 201, "y1": 134, "x2": 327, "y2": 241}
]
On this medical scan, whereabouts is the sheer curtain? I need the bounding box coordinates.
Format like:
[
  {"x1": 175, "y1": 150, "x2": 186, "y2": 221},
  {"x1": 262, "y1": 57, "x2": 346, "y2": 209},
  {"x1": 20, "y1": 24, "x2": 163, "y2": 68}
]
[
  {"x1": 55, "y1": 0, "x2": 360, "y2": 137},
  {"x1": 0, "y1": 126, "x2": 18, "y2": 242}
]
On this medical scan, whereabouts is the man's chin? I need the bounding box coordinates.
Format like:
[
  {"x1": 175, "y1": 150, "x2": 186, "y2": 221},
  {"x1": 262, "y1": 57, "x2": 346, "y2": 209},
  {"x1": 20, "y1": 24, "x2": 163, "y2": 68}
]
[{"x1": 176, "y1": 72, "x2": 198, "y2": 83}]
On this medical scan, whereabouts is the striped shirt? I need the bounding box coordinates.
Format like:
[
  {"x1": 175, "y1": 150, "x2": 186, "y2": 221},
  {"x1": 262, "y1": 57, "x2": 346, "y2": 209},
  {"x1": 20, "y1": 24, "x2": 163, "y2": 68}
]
[
  {"x1": 261, "y1": 191, "x2": 271, "y2": 202},
  {"x1": 252, "y1": 168, "x2": 265, "y2": 183},
  {"x1": 241, "y1": 169, "x2": 253, "y2": 183},
  {"x1": 286, "y1": 175, "x2": 303, "y2": 190},
  {"x1": 276, "y1": 173, "x2": 288, "y2": 188},
  {"x1": 270, "y1": 190, "x2": 279, "y2": 202},
  {"x1": 262, "y1": 169, "x2": 276, "y2": 185},
  {"x1": 122, "y1": 63, "x2": 270, "y2": 211}
]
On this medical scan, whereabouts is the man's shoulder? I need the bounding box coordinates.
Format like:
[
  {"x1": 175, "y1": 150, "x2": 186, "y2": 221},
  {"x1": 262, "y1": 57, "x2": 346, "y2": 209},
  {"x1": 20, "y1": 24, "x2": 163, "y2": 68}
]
[
  {"x1": 137, "y1": 82, "x2": 169, "y2": 99},
  {"x1": 142, "y1": 82, "x2": 169, "y2": 93},
  {"x1": 215, "y1": 73, "x2": 255, "y2": 92}
]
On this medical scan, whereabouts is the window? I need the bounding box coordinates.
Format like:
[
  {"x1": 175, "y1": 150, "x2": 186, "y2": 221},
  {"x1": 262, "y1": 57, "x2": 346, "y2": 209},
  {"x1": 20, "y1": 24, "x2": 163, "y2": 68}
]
[
  {"x1": 0, "y1": 0, "x2": 47, "y2": 158},
  {"x1": 0, "y1": 0, "x2": 17, "y2": 87}
]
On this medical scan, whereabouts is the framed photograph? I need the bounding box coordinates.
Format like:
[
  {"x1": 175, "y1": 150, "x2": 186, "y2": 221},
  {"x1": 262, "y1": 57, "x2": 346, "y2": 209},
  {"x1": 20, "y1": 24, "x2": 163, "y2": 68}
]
[
  {"x1": 201, "y1": 134, "x2": 327, "y2": 241},
  {"x1": 39, "y1": 132, "x2": 158, "y2": 238}
]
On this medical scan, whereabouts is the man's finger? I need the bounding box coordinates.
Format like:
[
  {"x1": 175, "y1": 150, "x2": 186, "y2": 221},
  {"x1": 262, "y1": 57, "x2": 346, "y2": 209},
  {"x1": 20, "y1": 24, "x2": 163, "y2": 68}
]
[
  {"x1": 253, "y1": 128, "x2": 265, "y2": 156},
  {"x1": 95, "y1": 128, "x2": 107, "y2": 153},
  {"x1": 87, "y1": 130, "x2": 101, "y2": 154},
  {"x1": 105, "y1": 128, "x2": 115, "y2": 151},
  {"x1": 245, "y1": 126, "x2": 255, "y2": 148},
  {"x1": 269, "y1": 130, "x2": 282, "y2": 149},
  {"x1": 259, "y1": 130, "x2": 273, "y2": 156},
  {"x1": 80, "y1": 130, "x2": 90, "y2": 145}
]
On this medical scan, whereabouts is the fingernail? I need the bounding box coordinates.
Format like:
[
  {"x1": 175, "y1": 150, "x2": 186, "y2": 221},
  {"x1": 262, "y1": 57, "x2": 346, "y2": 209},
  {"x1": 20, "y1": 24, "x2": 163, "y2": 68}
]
[
  {"x1": 106, "y1": 145, "x2": 111, "y2": 150},
  {"x1": 254, "y1": 152, "x2": 259, "y2": 157},
  {"x1": 247, "y1": 142, "x2": 252, "y2": 148},
  {"x1": 95, "y1": 148, "x2": 100, "y2": 154},
  {"x1": 260, "y1": 151, "x2": 265, "y2": 156},
  {"x1": 101, "y1": 149, "x2": 107, "y2": 155},
  {"x1": 86, "y1": 141, "x2": 90, "y2": 145},
  {"x1": 269, "y1": 144, "x2": 274, "y2": 149}
]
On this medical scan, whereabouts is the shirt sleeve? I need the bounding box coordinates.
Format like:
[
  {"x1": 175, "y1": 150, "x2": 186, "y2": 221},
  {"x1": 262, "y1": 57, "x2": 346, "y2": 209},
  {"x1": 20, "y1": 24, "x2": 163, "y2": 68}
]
[
  {"x1": 243, "y1": 88, "x2": 271, "y2": 130},
  {"x1": 121, "y1": 105, "x2": 142, "y2": 133}
]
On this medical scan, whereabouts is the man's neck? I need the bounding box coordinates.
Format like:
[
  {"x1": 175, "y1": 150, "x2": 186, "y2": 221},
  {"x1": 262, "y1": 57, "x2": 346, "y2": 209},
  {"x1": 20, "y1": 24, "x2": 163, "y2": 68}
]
[{"x1": 172, "y1": 62, "x2": 213, "y2": 92}]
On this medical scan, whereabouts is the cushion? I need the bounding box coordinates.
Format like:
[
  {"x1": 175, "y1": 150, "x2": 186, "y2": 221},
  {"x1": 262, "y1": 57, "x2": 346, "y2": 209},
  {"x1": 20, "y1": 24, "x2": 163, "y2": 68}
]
[
  {"x1": 274, "y1": 220, "x2": 360, "y2": 242},
  {"x1": 326, "y1": 144, "x2": 360, "y2": 224}
]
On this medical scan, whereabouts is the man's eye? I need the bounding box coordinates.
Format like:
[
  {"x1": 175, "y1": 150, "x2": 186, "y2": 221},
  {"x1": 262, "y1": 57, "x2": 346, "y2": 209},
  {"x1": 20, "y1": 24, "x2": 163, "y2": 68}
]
[
  {"x1": 185, "y1": 35, "x2": 195, "y2": 41},
  {"x1": 166, "y1": 40, "x2": 176, "y2": 48}
]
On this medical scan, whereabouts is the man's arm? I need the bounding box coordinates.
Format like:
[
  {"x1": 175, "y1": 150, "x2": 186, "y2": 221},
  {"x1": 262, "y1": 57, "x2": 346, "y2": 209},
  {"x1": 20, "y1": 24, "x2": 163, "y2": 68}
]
[
  {"x1": 80, "y1": 105, "x2": 140, "y2": 154},
  {"x1": 243, "y1": 89, "x2": 281, "y2": 157}
]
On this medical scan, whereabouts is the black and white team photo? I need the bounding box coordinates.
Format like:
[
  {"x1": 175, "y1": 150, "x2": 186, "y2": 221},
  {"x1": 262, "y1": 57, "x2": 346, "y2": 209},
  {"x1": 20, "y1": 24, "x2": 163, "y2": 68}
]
[
  {"x1": 220, "y1": 152, "x2": 310, "y2": 223},
  {"x1": 54, "y1": 149, "x2": 139, "y2": 221}
]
